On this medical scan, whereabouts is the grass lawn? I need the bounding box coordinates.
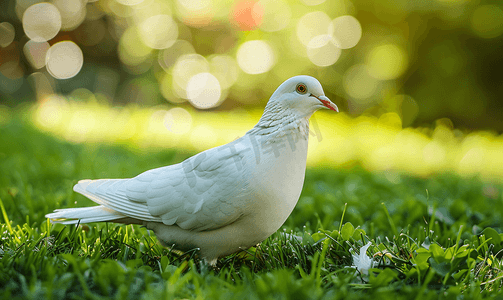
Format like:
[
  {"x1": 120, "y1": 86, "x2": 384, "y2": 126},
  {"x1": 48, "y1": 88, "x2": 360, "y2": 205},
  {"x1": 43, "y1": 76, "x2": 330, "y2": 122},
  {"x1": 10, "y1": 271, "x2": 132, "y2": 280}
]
[{"x1": 1, "y1": 108, "x2": 503, "y2": 299}]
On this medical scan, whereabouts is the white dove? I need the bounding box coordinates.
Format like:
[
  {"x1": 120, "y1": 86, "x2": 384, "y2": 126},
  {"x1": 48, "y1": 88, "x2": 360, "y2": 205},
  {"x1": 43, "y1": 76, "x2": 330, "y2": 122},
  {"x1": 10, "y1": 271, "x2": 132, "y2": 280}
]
[{"x1": 46, "y1": 75, "x2": 338, "y2": 265}]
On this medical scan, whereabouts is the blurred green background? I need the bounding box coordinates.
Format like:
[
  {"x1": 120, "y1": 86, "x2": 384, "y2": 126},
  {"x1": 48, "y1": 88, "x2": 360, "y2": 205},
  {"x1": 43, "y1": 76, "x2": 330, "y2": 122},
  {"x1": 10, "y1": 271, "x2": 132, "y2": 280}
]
[
  {"x1": 1, "y1": 0, "x2": 503, "y2": 183},
  {"x1": 1, "y1": 0, "x2": 503, "y2": 130}
]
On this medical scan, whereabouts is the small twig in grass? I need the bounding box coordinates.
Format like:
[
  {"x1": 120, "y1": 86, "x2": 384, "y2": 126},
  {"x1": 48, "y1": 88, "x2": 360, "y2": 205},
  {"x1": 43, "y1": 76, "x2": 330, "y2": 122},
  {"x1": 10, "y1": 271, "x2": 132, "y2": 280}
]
[{"x1": 480, "y1": 274, "x2": 503, "y2": 286}]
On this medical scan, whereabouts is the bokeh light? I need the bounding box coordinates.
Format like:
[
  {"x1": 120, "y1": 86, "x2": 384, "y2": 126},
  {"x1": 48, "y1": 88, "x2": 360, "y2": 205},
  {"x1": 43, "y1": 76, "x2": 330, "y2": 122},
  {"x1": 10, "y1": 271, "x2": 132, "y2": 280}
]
[
  {"x1": 177, "y1": 0, "x2": 213, "y2": 12},
  {"x1": 172, "y1": 54, "x2": 210, "y2": 99},
  {"x1": 164, "y1": 107, "x2": 192, "y2": 134},
  {"x1": 140, "y1": 15, "x2": 179, "y2": 49},
  {"x1": 86, "y1": 2, "x2": 105, "y2": 20},
  {"x1": 300, "y1": 0, "x2": 326, "y2": 6},
  {"x1": 108, "y1": 0, "x2": 135, "y2": 18},
  {"x1": 52, "y1": 0, "x2": 86, "y2": 31},
  {"x1": 307, "y1": 35, "x2": 342, "y2": 67},
  {"x1": 296, "y1": 11, "x2": 331, "y2": 47},
  {"x1": 118, "y1": 26, "x2": 153, "y2": 71},
  {"x1": 116, "y1": 0, "x2": 145, "y2": 5},
  {"x1": 343, "y1": 64, "x2": 379, "y2": 102},
  {"x1": 0, "y1": 61, "x2": 23, "y2": 80},
  {"x1": 329, "y1": 15, "x2": 362, "y2": 49},
  {"x1": 209, "y1": 55, "x2": 239, "y2": 90},
  {"x1": 159, "y1": 73, "x2": 185, "y2": 104},
  {"x1": 28, "y1": 72, "x2": 55, "y2": 101},
  {"x1": 22, "y1": 3, "x2": 61, "y2": 42},
  {"x1": 231, "y1": 0, "x2": 264, "y2": 31},
  {"x1": 470, "y1": 5, "x2": 503, "y2": 39},
  {"x1": 186, "y1": 73, "x2": 222, "y2": 109},
  {"x1": 46, "y1": 41, "x2": 84, "y2": 80},
  {"x1": 0, "y1": 22, "x2": 15, "y2": 48},
  {"x1": 176, "y1": 0, "x2": 215, "y2": 27},
  {"x1": 258, "y1": 0, "x2": 291, "y2": 32},
  {"x1": 331, "y1": 0, "x2": 357, "y2": 17},
  {"x1": 366, "y1": 43, "x2": 408, "y2": 80},
  {"x1": 24, "y1": 40, "x2": 50, "y2": 69},
  {"x1": 35, "y1": 94, "x2": 66, "y2": 129},
  {"x1": 158, "y1": 40, "x2": 195, "y2": 71},
  {"x1": 236, "y1": 40, "x2": 275, "y2": 74}
]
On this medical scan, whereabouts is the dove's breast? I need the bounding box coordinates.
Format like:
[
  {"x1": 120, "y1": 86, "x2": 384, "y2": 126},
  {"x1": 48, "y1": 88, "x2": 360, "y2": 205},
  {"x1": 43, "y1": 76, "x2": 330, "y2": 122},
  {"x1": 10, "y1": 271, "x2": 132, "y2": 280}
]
[{"x1": 243, "y1": 130, "x2": 310, "y2": 237}]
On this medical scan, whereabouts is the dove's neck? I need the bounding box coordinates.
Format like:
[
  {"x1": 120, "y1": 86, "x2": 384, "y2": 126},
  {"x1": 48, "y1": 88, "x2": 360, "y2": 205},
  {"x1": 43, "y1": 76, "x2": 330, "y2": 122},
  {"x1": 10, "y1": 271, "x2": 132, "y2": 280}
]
[{"x1": 247, "y1": 103, "x2": 312, "y2": 140}]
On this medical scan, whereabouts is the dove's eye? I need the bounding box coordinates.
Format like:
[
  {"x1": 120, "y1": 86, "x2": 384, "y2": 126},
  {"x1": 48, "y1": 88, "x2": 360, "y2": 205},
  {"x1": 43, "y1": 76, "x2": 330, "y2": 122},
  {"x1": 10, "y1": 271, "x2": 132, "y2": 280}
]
[{"x1": 296, "y1": 83, "x2": 307, "y2": 94}]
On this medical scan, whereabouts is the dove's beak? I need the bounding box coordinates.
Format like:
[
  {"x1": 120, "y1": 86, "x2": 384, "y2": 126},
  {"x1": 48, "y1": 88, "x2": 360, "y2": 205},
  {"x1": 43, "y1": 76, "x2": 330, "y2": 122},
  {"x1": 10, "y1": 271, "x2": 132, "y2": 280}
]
[{"x1": 313, "y1": 95, "x2": 339, "y2": 112}]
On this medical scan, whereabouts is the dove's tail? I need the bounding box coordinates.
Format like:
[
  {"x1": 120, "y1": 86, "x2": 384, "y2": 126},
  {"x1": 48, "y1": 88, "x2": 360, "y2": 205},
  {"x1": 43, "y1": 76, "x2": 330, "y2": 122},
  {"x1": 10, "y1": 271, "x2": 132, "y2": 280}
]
[
  {"x1": 45, "y1": 206, "x2": 126, "y2": 224},
  {"x1": 46, "y1": 179, "x2": 159, "y2": 224}
]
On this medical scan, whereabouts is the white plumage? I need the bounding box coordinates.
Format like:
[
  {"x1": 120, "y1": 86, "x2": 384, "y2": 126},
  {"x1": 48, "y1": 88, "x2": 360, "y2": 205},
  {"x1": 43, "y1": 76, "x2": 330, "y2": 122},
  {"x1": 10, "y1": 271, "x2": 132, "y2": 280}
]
[{"x1": 46, "y1": 75, "x2": 338, "y2": 265}]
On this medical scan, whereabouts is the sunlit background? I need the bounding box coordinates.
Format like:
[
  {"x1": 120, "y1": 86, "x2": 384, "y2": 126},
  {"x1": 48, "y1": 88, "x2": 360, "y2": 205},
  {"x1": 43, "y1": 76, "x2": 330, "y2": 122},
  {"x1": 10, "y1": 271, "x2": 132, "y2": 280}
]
[{"x1": 1, "y1": 0, "x2": 503, "y2": 181}]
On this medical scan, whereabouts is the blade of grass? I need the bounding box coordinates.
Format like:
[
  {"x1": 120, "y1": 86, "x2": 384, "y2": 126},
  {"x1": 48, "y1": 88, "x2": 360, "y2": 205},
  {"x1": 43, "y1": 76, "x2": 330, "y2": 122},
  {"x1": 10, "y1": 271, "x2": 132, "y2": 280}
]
[
  {"x1": 382, "y1": 203, "x2": 398, "y2": 237},
  {"x1": 0, "y1": 197, "x2": 13, "y2": 234},
  {"x1": 0, "y1": 197, "x2": 21, "y2": 243},
  {"x1": 339, "y1": 203, "x2": 348, "y2": 233}
]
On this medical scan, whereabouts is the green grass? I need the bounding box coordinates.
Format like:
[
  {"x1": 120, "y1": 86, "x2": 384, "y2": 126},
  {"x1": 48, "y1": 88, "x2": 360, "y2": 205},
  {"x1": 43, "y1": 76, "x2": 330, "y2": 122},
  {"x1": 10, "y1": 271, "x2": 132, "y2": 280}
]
[{"x1": 1, "y1": 108, "x2": 503, "y2": 299}]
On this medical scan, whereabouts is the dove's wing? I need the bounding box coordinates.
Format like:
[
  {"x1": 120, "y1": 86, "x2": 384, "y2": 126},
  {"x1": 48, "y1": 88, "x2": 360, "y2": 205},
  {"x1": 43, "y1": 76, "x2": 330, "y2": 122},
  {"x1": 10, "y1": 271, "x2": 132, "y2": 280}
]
[{"x1": 125, "y1": 138, "x2": 253, "y2": 231}]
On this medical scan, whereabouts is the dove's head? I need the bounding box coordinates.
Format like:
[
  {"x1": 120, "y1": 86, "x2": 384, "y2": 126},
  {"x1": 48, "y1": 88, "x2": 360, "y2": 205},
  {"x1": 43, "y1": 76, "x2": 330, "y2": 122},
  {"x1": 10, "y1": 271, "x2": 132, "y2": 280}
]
[
  {"x1": 268, "y1": 75, "x2": 338, "y2": 118},
  {"x1": 251, "y1": 75, "x2": 338, "y2": 134}
]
